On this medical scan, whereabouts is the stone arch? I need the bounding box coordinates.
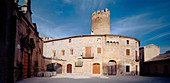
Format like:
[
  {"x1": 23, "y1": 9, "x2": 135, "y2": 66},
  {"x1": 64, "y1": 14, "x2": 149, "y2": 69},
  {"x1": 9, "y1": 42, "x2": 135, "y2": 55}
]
[
  {"x1": 56, "y1": 63, "x2": 62, "y2": 74},
  {"x1": 108, "y1": 60, "x2": 117, "y2": 75}
]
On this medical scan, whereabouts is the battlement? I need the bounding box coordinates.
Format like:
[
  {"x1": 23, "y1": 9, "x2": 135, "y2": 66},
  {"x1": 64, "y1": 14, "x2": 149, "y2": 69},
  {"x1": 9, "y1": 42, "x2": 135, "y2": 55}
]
[
  {"x1": 91, "y1": 8, "x2": 110, "y2": 35},
  {"x1": 92, "y1": 8, "x2": 110, "y2": 17}
]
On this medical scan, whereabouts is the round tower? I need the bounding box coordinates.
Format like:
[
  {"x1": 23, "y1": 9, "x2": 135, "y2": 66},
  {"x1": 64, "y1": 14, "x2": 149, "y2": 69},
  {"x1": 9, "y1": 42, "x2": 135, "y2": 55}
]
[{"x1": 91, "y1": 8, "x2": 110, "y2": 35}]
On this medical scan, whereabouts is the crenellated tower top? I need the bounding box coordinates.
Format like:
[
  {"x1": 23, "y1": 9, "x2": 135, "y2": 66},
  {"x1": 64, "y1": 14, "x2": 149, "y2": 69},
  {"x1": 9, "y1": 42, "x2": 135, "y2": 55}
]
[{"x1": 91, "y1": 8, "x2": 110, "y2": 35}]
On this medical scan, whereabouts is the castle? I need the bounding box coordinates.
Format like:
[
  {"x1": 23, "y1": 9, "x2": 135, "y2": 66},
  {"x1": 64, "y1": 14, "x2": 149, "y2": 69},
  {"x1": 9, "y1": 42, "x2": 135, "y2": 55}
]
[{"x1": 43, "y1": 8, "x2": 140, "y2": 76}]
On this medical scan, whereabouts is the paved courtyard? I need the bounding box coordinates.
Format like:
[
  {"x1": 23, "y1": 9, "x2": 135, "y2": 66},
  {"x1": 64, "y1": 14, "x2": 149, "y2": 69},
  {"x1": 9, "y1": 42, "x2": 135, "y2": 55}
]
[{"x1": 17, "y1": 75, "x2": 170, "y2": 83}]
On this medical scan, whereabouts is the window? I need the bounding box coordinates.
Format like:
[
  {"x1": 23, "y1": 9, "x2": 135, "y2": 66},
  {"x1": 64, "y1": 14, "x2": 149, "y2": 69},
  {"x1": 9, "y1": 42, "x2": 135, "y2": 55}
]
[
  {"x1": 85, "y1": 47, "x2": 91, "y2": 57},
  {"x1": 126, "y1": 65, "x2": 130, "y2": 72},
  {"x1": 52, "y1": 42, "x2": 54, "y2": 46},
  {"x1": 135, "y1": 42, "x2": 138, "y2": 47},
  {"x1": 126, "y1": 49, "x2": 130, "y2": 56},
  {"x1": 97, "y1": 38, "x2": 101, "y2": 43},
  {"x1": 62, "y1": 50, "x2": 65, "y2": 56},
  {"x1": 78, "y1": 58, "x2": 82, "y2": 66},
  {"x1": 135, "y1": 51, "x2": 138, "y2": 60},
  {"x1": 97, "y1": 48, "x2": 101, "y2": 54},
  {"x1": 127, "y1": 40, "x2": 129, "y2": 44},
  {"x1": 53, "y1": 50, "x2": 56, "y2": 57},
  {"x1": 70, "y1": 49, "x2": 73, "y2": 55},
  {"x1": 69, "y1": 39, "x2": 71, "y2": 43}
]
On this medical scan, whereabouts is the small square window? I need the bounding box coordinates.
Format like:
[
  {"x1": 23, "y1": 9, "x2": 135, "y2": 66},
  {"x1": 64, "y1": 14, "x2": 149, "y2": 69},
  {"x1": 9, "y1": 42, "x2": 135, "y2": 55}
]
[
  {"x1": 69, "y1": 39, "x2": 71, "y2": 43},
  {"x1": 62, "y1": 50, "x2": 65, "y2": 56},
  {"x1": 97, "y1": 38, "x2": 101, "y2": 43}
]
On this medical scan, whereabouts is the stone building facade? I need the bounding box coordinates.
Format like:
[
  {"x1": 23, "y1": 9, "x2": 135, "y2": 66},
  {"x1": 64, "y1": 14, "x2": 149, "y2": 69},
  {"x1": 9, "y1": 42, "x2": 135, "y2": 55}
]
[
  {"x1": 0, "y1": 0, "x2": 43, "y2": 83},
  {"x1": 142, "y1": 51, "x2": 170, "y2": 76},
  {"x1": 140, "y1": 44, "x2": 160, "y2": 62},
  {"x1": 139, "y1": 44, "x2": 160, "y2": 75},
  {"x1": 43, "y1": 9, "x2": 140, "y2": 76}
]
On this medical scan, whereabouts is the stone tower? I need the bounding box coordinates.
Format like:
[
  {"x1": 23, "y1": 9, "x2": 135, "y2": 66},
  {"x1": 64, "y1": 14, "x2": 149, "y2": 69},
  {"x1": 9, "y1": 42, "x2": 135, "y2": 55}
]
[{"x1": 91, "y1": 8, "x2": 110, "y2": 35}]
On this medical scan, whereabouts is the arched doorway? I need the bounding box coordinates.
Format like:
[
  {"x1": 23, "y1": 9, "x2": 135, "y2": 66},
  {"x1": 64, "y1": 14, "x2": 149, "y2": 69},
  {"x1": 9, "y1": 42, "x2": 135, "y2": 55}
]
[
  {"x1": 56, "y1": 63, "x2": 62, "y2": 74},
  {"x1": 67, "y1": 64, "x2": 72, "y2": 73},
  {"x1": 108, "y1": 60, "x2": 116, "y2": 75},
  {"x1": 93, "y1": 63, "x2": 100, "y2": 74}
]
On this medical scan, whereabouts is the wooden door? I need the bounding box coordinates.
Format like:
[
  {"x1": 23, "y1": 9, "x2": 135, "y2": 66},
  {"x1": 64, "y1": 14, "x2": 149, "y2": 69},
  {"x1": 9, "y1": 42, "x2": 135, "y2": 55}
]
[
  {"x1": 85, "y1": 47, "x2": 91, "y2": 57},
  {"x1": 93, "y1": 63, "x2": 100, "y2": 74},
  {"x1": 67, "y1": 64, "x2": 72, "y2": 73},
  {"x1": 108, "y1": 62, "x2": 116, "y2": 75},
  {"x1": 23, "y1": 53, "x2": 29, "y2": 78}
]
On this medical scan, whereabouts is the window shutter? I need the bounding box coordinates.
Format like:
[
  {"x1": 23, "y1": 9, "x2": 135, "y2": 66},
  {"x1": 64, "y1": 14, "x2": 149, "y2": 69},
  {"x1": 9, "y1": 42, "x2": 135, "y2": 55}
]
[
  {"x1": 97, "y1": 48, "x2": 101, "y2": 54},
  {"x1": 126, "y1": 49, "x2": 130, "y2": 55}
]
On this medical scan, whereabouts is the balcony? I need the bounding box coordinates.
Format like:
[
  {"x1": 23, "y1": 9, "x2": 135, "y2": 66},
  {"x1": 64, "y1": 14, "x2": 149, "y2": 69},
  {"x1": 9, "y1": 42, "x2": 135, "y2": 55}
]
[
  {"x1": 82, "y1": 53, "x2": 94, "y2": 59},
  {"x1": 75, "y1": 62, "x2": 83, "y2": 67}
]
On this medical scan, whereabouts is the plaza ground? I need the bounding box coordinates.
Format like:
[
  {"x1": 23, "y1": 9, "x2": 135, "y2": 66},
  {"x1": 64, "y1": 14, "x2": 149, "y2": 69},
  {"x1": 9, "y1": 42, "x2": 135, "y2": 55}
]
[{"x1": 17, "y1": 75, "x2": 170, "y2": 83}]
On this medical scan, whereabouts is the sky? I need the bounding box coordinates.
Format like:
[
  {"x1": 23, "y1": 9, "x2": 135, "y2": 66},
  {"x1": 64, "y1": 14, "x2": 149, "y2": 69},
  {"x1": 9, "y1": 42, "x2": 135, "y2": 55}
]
[{"x1": 21, "y1": 0, "x2": 170, "y2": 53}]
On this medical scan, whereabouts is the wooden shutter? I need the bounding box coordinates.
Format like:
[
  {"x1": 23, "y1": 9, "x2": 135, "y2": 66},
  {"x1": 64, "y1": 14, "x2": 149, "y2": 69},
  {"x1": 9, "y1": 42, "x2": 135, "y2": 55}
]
[
  {"x1": 126, "y1": 49, "x2": 130, "y2": 55},
  {"x1": 97, "y1": 48, "x2": 101, "y2": 54},
  {"x1": 62, "y1": 50, "x2": 65, "y2": 56},
  {"x1": 135, "y1": 51, "x2": 137, "y2": 60},
  {"x1": 78, "y1": 58, "x2": 82, "y2": 66},
  {"x1": 71, "y1": 49, "x2": 73, "y2": 55},
  {"x1": 85, "y1": 47, "x2": 91, "y2": 57}
]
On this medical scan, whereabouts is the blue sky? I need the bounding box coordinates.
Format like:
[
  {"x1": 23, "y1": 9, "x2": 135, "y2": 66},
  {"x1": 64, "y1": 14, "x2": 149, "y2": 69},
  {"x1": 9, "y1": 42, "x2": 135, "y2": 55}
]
[{"x1": 25, "y1": 0, "x2": 170, "y2": 53}]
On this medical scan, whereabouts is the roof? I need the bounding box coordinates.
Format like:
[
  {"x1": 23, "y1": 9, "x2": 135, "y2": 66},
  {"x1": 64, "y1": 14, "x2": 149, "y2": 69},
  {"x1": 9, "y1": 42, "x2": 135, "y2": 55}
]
[
  {"x1": 44, "y1": 34, "x2": 140, "y2": 44},
  {"x1": 145, "y1": 44, "x2": 160, "y2": 48},
  {"x1": 140, "y1": 44, "x2": 160, "y2": 49},
  {"x1": 146, "y1": 51, "x2": 170, "y2": 62}
]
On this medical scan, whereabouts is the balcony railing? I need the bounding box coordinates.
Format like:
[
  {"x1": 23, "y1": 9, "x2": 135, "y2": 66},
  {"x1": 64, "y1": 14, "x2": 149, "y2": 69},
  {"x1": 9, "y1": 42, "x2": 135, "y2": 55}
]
[
  {"x1": 82, "y1": 53, "x2": 94, "y2": 59},
  {"x1": 75, "y1": 62, "x2": 83, "y2": 67}
]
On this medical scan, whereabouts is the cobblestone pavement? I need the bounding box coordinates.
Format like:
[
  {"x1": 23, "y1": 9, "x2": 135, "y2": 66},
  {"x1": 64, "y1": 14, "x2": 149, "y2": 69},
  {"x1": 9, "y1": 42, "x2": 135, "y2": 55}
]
[{"x1": 17, "y1": 75, "x2": 170, "y2": 83}]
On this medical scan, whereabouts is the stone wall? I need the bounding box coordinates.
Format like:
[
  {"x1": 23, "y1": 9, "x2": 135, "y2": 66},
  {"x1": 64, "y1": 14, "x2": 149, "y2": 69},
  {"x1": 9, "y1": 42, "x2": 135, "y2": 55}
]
[
  {"x1": 43, "y1": 35, "x2": 140, "y2": 76},
  {"x1": 91, "y1": 8, "x2": 110, "y2": 35},
  {"x1": 144, "y1": 44, "x2": 160, "y2": 61}
]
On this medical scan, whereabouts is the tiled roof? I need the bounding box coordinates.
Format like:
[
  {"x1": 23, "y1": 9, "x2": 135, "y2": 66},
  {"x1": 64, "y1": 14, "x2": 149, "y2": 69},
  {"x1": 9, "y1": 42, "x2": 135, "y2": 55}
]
[{"x1": 146, "y1": 51, "x2": 170, "y2": 62}]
